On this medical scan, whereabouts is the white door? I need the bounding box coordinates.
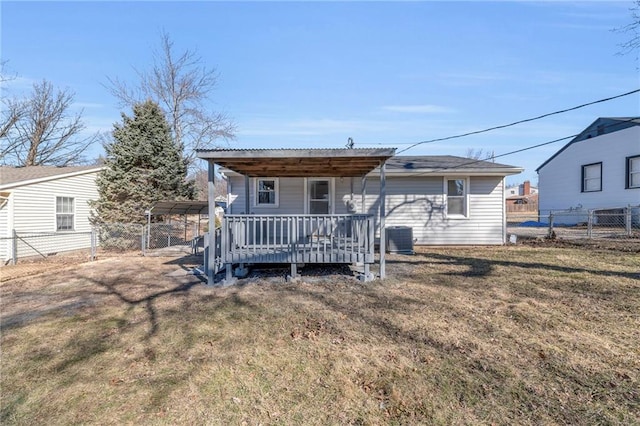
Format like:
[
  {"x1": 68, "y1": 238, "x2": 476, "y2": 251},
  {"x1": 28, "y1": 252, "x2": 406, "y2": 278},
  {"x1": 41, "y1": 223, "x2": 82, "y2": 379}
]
[{"x1": 307, "y1": 179, "x2": 331, "y2": 214}]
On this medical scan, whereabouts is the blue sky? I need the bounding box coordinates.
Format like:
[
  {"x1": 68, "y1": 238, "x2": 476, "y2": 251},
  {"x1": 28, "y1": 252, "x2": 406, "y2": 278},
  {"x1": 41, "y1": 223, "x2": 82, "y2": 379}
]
[{"x1": 2, "y1": 1, "x2": 639, "y2": 184}]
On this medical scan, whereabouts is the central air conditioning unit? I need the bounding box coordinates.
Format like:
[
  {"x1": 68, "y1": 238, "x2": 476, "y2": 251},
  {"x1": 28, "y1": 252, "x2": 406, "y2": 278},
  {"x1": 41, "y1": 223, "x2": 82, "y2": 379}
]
[{"x1": 385, "y1": 226, "x2": 414, "y2": 254}]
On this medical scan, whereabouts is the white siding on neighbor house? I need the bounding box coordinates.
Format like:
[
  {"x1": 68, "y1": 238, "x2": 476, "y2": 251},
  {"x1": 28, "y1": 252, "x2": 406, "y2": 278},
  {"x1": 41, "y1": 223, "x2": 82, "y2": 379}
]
[
  {"x1": 538, "y1": 126, "x2": 640, "y2": 217},
  {"x1": 1, "y1": 171, "x2": 99, "y2": 261},
  {"x1": 0, "y1": 194, "x2": 10, "y2": 261},
  {"x1": 226, "y1": 174, "x2": 506, "y2": 245}
]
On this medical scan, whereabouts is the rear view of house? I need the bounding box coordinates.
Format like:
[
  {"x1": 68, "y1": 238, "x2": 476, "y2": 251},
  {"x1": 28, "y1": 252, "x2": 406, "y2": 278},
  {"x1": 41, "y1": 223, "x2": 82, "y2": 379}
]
[
  {"x1": 197, "y1": 148, "x2": 522, "y2": 285},
  {"x1": 0, "y1": 166, "x2": 102, "y2": 264}
]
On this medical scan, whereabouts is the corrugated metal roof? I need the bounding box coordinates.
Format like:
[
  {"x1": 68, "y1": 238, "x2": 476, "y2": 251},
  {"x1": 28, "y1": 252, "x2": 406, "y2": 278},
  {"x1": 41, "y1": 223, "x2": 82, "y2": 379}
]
[
  {"x1": 197, "y1": 148, "x2": 396, "y2": 177},
  {"x1": 149, "y1": 200, "x2": 211, "y2": 215}
]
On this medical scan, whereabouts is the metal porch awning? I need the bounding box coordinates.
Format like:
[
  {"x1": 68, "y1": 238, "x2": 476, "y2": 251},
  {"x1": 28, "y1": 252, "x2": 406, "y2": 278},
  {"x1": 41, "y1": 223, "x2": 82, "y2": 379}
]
[{"x1": 196, "y1": 148, "x2": 396, "y2": 177}]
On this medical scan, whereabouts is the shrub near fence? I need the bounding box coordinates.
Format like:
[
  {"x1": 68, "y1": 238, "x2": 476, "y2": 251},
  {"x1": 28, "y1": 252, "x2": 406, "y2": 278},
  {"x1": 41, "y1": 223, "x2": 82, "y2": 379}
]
[{"x1": 96, "y1": 223, "x2": 145, "y2": 252}]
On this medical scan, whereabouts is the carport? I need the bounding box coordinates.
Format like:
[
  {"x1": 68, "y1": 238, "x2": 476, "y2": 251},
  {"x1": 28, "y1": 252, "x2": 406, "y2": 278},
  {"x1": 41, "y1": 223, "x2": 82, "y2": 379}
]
[{"x1": 145, "y1": 200, "x2": 212, "y2": 252}]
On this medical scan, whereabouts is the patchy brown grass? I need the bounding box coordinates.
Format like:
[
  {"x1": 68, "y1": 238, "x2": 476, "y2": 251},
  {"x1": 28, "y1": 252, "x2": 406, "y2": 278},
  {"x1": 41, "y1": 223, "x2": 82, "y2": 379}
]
[{"x1": 1, "y1": 246, "x2": 638, "y2": 425}]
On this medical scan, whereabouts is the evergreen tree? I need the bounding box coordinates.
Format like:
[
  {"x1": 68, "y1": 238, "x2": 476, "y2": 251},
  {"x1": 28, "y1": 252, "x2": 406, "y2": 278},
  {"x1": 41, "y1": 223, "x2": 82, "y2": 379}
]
[{"x1": 92, "y1": 100, "x2": 194, "y2": 224}]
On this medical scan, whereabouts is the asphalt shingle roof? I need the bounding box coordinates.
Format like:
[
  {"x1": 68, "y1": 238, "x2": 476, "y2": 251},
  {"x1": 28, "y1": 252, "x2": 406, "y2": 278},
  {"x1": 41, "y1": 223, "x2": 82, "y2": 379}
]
[{"x1": 0, "y1": 165, "x2": 102, "y2": 187}]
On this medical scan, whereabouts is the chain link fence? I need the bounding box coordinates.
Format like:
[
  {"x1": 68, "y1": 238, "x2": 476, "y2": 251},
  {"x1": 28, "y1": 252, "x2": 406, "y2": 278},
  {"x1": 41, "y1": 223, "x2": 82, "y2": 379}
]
[
  {"x1": 3, "y1": 222, "x2": 205, "y2": 265},
  {"x1": 1, "y1": 230, "x2": 93, "y2": 265},
  {"x1": 507, "y1": 205, "x2": 640, "y2": 241},
  {"x1": 147, "y1": 222, "x2": 200, "y2": 250}
]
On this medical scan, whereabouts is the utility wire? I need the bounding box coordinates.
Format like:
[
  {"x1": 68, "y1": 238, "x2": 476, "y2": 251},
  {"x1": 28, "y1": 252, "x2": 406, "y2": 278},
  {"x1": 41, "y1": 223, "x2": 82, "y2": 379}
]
[
  {"x1": 395, "y1": 88, "x2": 640, "y2": 154},
  {"x1": 399, "y1": 117, "x2": 640, "y2": 178}
]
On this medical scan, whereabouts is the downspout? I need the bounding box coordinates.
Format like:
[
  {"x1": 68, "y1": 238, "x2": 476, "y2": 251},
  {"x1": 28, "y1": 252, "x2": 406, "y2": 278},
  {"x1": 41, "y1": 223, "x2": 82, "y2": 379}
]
[{"x1": 502, "y1": 177, "x2": 507, "y2": 244}]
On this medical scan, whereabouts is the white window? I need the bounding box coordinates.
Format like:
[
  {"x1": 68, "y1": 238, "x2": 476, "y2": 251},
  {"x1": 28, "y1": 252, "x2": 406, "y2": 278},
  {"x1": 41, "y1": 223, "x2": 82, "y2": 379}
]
[
  {"x1": 582, "y1": 163, "x2": 602, "y2": 192},
  {"x1": 445, "y1": 178, "x2": 468, "y2": 217},
  {"x1": 56, "y1": 196, "x2": 74, "y2": 231},
  {"x1": 255, "y1": 178, "x2": 278, "y2": 207},
  {"x1": 628, "y1": 156, "x2": 640, "y2": 189}
]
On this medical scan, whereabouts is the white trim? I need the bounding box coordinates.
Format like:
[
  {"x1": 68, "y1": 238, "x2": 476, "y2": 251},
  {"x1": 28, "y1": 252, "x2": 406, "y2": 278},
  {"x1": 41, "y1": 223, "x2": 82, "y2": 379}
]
[
  {"x1": 501, "y1": 178, "x2": 506, "y2": 244},
  {"x1": 628, "y1": 156, "x2": 640, "y2": 189},
  {"x1": 253, "y1": 177, "x2": 279, "y2": 208},
  {"x1": 54, "y1": 195, "x2": 76, "y2": 232},
  {"x1": 444, "y1": 177, "x2": 470, "y2": 219}
]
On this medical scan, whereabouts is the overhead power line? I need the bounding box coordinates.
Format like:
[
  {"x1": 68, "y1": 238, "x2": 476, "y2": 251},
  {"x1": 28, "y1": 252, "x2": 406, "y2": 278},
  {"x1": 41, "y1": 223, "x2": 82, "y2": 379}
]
[
  {"x1": 396, "y1": 88, "x2": 640, "y2": 154},
  {"x1": 401, "y1": 117, "x2": 640, "y2": 178}
]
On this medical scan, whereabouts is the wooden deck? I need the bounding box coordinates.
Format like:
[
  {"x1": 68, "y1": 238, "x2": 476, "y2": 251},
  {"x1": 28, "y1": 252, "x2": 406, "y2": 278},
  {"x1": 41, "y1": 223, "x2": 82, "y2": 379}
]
[{"x1": 207, "y1": 214, "x2": 375, "y2": 279}]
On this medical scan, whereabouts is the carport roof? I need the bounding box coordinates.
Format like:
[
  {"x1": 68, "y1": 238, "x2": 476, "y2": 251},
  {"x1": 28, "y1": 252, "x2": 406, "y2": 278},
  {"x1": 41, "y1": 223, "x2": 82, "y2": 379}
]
[
  {"x1": 149, "y1": 201, "x2": 210, "y2": 215},
  {"x1": 196, "y1": 148, "x2": 396, "y2": 177}
]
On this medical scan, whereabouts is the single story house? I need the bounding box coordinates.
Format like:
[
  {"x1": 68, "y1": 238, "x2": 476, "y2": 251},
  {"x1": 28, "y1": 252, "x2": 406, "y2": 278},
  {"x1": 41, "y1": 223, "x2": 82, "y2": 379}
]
[
  {"x1": 0, "y1": 165, "x2": 103, "y2": 264},
  {"x1": 536, "y1": 117, "x2": 640, "y2": 224},
  {"x1": 196, "y1": 148, "x2": 522, "y2": 285}
]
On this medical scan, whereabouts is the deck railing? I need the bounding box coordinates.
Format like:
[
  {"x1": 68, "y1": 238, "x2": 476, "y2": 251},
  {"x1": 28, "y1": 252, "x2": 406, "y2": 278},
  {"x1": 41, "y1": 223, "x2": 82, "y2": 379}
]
[{"x1": 220, "y1": 214, "x2": 375, "y2": 265}]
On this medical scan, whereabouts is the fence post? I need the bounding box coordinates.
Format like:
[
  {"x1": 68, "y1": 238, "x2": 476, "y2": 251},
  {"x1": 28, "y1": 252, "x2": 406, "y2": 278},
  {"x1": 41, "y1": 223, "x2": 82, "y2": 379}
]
[
  {"x1": 141, "y1": 225, "x2": 146, "y2": 256},
  {"x1": 91, "y1": 227, "x2": 96, "y2": 261},
  {"x1": 626, "y1": 205, "x2": 632, "y2": 237},
  {"x1": 587, "y1": 210, "x2": 593, "y2": 239},
  {"x1": 547, "y1": 212, "x2": 554, "y2": 239},
  {"x1": 11, "y1": 229, "x2": 17, "y2": 265}
]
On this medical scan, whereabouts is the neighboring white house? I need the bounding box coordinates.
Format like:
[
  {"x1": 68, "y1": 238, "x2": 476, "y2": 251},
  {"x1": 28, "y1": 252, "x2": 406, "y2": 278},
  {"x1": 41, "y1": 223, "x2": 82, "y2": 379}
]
[
  {"x1": 223, "y1": 155, "x2": 523, "y2": 245},
  {"x1": 536, "y1": 117, "x2": 640, "y2": 223},
  {"x1": 0, "y1": 166, "x2": 103, "y2": 263}
]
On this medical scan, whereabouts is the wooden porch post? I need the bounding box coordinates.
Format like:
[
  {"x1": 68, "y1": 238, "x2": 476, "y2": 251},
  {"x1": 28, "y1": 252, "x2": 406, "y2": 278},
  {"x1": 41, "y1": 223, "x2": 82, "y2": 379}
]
[
  {"x1": 207, "y1": 160, "x2": 216, "y2": 286},
  {"x1": 244, "y1": 175, "x2": 250, "y2": 214},
  {"x1": 362, "y1": 174, "x2": 371, "y2": 280},
  {"x1": 379, "y1": 160, "x2": 387, "y2": 279},
  {"x1": 361, "y1": 175, "x2": 367, "y2": 214}
]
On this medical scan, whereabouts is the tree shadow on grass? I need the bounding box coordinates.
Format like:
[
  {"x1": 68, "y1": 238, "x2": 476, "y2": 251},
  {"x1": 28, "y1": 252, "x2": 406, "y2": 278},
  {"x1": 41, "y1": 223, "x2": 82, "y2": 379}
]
[{"x1": 386, "y1": 251, "x2": 640, "y2": 281}]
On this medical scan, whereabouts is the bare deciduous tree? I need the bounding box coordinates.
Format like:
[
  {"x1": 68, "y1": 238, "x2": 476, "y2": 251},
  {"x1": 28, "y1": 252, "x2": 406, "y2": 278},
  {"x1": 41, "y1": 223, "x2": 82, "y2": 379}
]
[
  {"x1": 1, "y1": 80, "x2": 97, "y2": 166},
  {"x1": 617, "y1": 0, "x2": 640, "y2": 57},
  {"x1": 106, "y1": 31, "x2": 235, "y2": 171},
  {"x1": 192, "y1": 168, "x2": 227, "y2": 201},
  {"x1": 465, "y1": 148, "x2": 495, "y2": 162},
  {"x1": 0, "y1": 61, "x2": 24, "y2": 140}
]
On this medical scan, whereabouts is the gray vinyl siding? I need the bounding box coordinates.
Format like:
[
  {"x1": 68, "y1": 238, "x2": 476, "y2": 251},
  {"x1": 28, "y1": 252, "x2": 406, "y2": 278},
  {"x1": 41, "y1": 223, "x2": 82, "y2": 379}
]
[
  {"x1": 229, "y1": 177, "x2": 304, "y2": 214},
  {"x1": 3, "y1": 171, "x2": 99, "y2": 260},
  {"x1": 227, "y1": 174, "x2": 506, "y2": 245}
]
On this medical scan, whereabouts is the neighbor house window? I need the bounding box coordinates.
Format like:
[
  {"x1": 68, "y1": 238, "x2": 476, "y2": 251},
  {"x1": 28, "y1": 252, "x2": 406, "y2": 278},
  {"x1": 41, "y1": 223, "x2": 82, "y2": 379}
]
[
  {"x1": 445, "y1": 178, "x2": 468, "y2": 217},
  {"x1": 581, "y1": 162, "x2": 602, "y2": 192},
  {"x1": 255, "y1": 178, "x2": 278, "y2": 206},
  {"x1": 627, "y1": 155, "x2": 640, "y2": 189},
  {"x1": 56, "y1": 196, "x2": 74, "y2": 231}
]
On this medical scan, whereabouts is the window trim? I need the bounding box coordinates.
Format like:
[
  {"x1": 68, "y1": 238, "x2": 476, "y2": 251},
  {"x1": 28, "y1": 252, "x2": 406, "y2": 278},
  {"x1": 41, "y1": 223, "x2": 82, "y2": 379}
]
[
  {"x1": 626, "y1": 155, "x2": 640, "y2": 189},
  {"x1": 55, "y1": 196, "x2": 75, "y2": 232},
  {"x1": 253, "y1": 177, "x2": 279, "y2": 208},
  {"x1": 444, "y1": 177, "x2": 469, "y2": 219},
  {"x1": 581, "y1": 162, "x2": 602, "y2": 193}
]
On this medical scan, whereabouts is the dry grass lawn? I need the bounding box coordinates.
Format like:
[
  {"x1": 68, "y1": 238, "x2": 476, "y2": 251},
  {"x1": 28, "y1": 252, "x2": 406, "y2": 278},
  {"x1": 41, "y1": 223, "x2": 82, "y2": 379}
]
[{"x1": 1, "y1": 244, "x2": 639, "y2": 425}]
